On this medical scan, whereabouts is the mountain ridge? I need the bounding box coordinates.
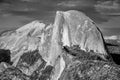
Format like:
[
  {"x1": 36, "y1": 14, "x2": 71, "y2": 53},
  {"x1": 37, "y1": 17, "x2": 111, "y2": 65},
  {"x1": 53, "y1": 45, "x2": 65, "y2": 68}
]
[{"x1": 0, "y1": 10, "x2": 114, "y2": 80}]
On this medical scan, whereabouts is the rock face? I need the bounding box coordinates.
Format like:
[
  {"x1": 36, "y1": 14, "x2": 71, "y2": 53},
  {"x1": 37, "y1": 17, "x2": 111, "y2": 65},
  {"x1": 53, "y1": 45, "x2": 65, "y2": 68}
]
[
  {"x1": 60, "y1": 10, "x2": 107, "y2": 55},
  {"x1": 0, "y1": 10, "x2": 119, "y2": 80},
  {"x1": 0, "y1": 21, "x2": 52, "y2": 65}
]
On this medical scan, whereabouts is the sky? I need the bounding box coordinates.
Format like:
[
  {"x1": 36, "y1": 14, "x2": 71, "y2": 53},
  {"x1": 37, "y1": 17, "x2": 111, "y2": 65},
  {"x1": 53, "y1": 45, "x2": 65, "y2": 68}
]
[{"x1": 0, "y1": 0, "x2": 120, "y2": 36}]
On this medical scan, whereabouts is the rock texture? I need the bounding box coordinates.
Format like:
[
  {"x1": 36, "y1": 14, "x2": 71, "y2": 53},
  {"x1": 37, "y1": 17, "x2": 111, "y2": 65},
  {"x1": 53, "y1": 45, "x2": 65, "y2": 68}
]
[
  {"x1": 61, "y1": 10, "x2": 107, "y2": 55},
  {"x1": 0, "y1": 10, "x2": 119, "y2": 80}
]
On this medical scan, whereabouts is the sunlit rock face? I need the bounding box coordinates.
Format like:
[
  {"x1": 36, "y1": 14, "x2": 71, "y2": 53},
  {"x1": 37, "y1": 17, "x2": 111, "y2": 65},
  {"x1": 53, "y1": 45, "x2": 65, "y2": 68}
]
[
  {"x1": 60, "y1": 10, "x2": 107, "y2": 56},
  {"x1": 0, "y1": 10, "x2": 119, "y2": 80}
]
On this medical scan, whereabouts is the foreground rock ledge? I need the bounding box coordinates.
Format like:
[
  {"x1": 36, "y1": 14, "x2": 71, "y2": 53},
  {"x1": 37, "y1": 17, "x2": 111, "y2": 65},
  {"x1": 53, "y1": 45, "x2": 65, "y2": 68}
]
[{"x1": 0, "y1": 10, "x2": 119, "y2": 80}]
